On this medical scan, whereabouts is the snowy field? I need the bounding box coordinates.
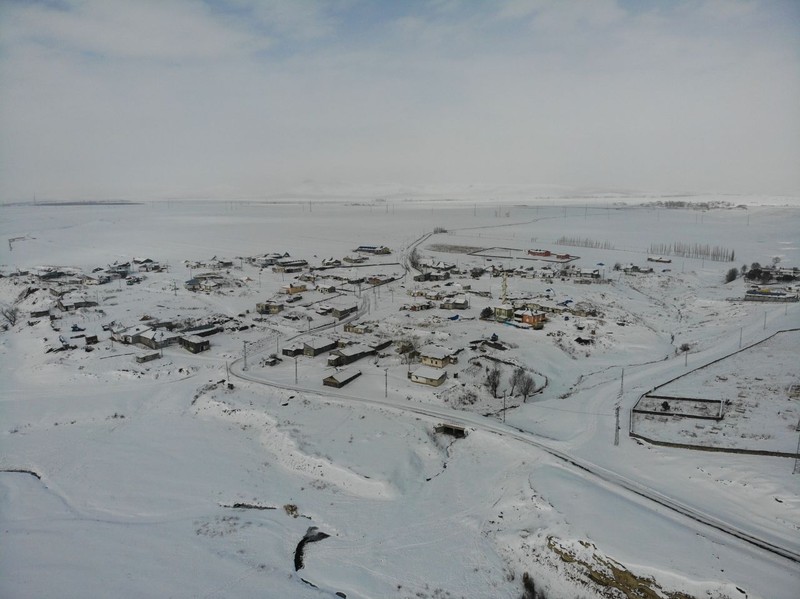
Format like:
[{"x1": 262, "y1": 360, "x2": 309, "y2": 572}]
[
  {"x1": 1, "y1": 196, "x2": 799, "y2": 598},
  {"x1": 633, "y1": 331, "x2": 800, "y2": 455}
]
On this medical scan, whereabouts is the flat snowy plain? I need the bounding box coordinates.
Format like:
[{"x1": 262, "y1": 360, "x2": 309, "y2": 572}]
[{"x1": 1, "y1": 195, "x2": 799, "y2": 598}]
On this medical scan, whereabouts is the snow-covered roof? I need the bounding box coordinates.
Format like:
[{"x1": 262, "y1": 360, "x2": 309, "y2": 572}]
[
  {"x1": 304, "y1": 336, "x2": 336, "y2": 349},
  {"x1": 418, "y1": 345, "x2": 454, "y2": 360},
  {"x1": 411, "y1": 365, "x2": 448, "y2": 381}
]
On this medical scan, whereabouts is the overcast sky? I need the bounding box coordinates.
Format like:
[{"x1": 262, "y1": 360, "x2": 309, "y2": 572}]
[{"x1": 1, "y1": 0, "x2": 798, "y2": 200}]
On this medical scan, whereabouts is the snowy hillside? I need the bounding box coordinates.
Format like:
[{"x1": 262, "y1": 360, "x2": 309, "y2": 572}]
[{"x1": 1, "y1": 197, "x2": 799, "y2": 598}]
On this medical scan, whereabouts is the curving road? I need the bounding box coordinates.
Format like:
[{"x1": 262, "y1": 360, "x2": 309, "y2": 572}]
[{"x1": 230, "y1": 229, "x2": 800, "y2": 566}]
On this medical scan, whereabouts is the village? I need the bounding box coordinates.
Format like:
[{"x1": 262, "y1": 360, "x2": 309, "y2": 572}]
[
  {"x1": 2, "y1": 198, "x2": 799, "y2": 599},
  {"x1": 4, "y1": 223, "x2": 797, "y2": 423}
]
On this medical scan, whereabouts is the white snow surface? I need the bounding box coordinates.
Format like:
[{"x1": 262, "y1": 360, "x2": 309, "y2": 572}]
[{"x1": 1, "y1": 196, "x2": 799, "y2": 598}]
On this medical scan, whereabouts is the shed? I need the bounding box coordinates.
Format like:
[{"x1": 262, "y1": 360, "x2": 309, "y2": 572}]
[
  {"x1": 410, "y1": 366, "x2": 448, "y2": 387},
  {"x1": 303, "y1": 336, "x2": 338, "y2": 357},
  {"x1": 256, "y1": 302, "x2": 284, "y2": 314},
  {"x1": 332, "y1": 303, "x2": 359, "y2": 320},
  {"x1": 180, "y1": 335, "x2": 210, "y2": 353},
  {"x1": 323, "y1": 368, "x2": 362, "y2": 388},
  {"x1": 327, "y1": 344, "x2": 373, "y2": 367},
  {"x1": 136, "y1": 352, "x2": 161, "y2": 363},
  {"x1": 282, "y1": 344, "x2": 303, "y2": 357}
]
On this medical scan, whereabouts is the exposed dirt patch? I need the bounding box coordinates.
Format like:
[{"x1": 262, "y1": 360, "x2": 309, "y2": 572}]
[{"x1": 547, "y1": 537, "x2": 697, "y2": 599}]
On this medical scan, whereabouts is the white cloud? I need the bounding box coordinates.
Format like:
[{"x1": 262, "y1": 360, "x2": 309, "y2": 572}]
[
  {"x1": 0, "y1": 0, "x2": 798, "y2": 199},
  {"x1": 2, "y1": 0, "x2": 269, "y2": 61}
]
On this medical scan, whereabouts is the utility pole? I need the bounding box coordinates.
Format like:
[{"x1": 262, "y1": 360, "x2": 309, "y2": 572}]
[
  {"x1": 739, "y1": 327, "x2": 743, "y2": 349},
  {"x1": 764, "y1": 311, "x2": 767, "y2": 330},
  {"x1": 294, "y1": 356, "x2": 298, "y2": 384},
  {"x1": 503, "y1": 391, "x2": 506, "y2": 423},
  {"x1": 384, "y1": 368, "x2": 388, "y2": 398},
  {"x1": 614, "y1": 405, "x2": 620, "y2": 446},
  {"x1": 242, "y1": 341, "x2": 248, "y2": 371},
  {"x1": 619, "y1": 367, "x2": 624, "y2": 398},
  {"x1": 685, "y1": 351, "x2": 688, "y2": 367},
  {"x1": 793, "y1": 418, "x2": 800, "y2": 474}
]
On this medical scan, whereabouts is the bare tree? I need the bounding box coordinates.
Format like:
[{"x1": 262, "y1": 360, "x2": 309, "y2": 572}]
[
  {"x1": 519, "y1": 374, "x2": 536, "y2": 403},
  {"x1": 509, "y1": 367, "x2": 525, "y2": 396},
  {"x1": 408, "y1": 247, "x2": 421, "y2": 270},
  {"x1": 485, "y1": 363, "x2": 502, "y2": 398},
  {"x1": 0, "y1": 304, "x2": 19, "y2": 327}
]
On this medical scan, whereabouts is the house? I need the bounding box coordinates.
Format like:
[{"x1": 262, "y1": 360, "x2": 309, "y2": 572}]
[
  {"x1": 406, "y1": 301, "x2": 435, "y2": 311},
  {"x1": 281, "y1": 283, "x2": 307, "y2": 295},
  {"x1": 137, "y1": 329, "x2": 181, "y2": 350},
  {"x1": 327, "y1": 344, "x2": 373, "y2": 367},
  {"x1": 354, "y1": 245, "x2": 391, "y2": 254},
  {"x1": 256, "y1": 301, "x2": 284, "y2": 314},
  {"x1": 57, "y1": 298, "x2": 98, "y2": 312},
  {"x1": 493, "y1": 304, "x2": 515, "y2": 321},
  {"x1": 184, "y1": 278, "x2": 202, "y2": 291},
  {"x1": 343, "y1": 255, "x2": 368, "y2": 264},
  {"x1": 346, "y1": 273, "x2": 365, "y2": 285},
  {"x1": 418, "y1": 345, "x2": 457, "y2": 368},
  {"x1": 282, "y1": 344, "x2": 304, "y2": 357},
  {"x1": 413, "y1": 272, "x2": 431, "y2": 282},
  {"x1": 321, "y1": 257, "x2": 342, "y2": 268},
  {"x1": 332, "y1": 303, "x2": 359, "y2": 320},
  {"x1": 180, "y1": 335, "x2": 210, "y2": 353},
  {"x1": 367, "y1": 274, "x2": 395, "y2": 286},
  {"x1": 316, "y1": 284, "x2": 336, "y2": 293},
  {"x1": 367, "y1": 338, "x2": 393, "y2": 353},
  {"x1": 113, "y1": 324, "x2": 152, "y2": 345},
  {"x1": 273, "y1": 259, "x2": 308, "y2": 273},
  {"x1": 250, "y1": 252, "x2": 286, "y2": 267},
  {"x1": 410, "y1": 366, "x2": 448, "y2": 387},
  {"x1": 579, "y1": 268, "x2": 600, "y2": 279},
  {"x1": 107, "y1": 262, "x2": 130, "y2": 277},
  {"x1": 344, "y1": 322, "x2": 371, "y2": 334},
  {"x1": 440, "y1": 295, "x2": 468, "y2": 310},
  {"x1": 323, "y1": 368, "x2": 362, "y2": 388},
  {"x1": 519, "y1": 310, "x2": 545, "y2": 327},
  {"x1": 429, "y1": 270, "x2": 450, "y2": 281},
  {"x1": 303, "y1": 336, "x2": 338, "y2": 357}
]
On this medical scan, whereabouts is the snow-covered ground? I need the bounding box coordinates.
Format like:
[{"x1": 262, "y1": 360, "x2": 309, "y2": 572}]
[{"x1": 1, "y1": 196, "x2": 799, "y2": 598}]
